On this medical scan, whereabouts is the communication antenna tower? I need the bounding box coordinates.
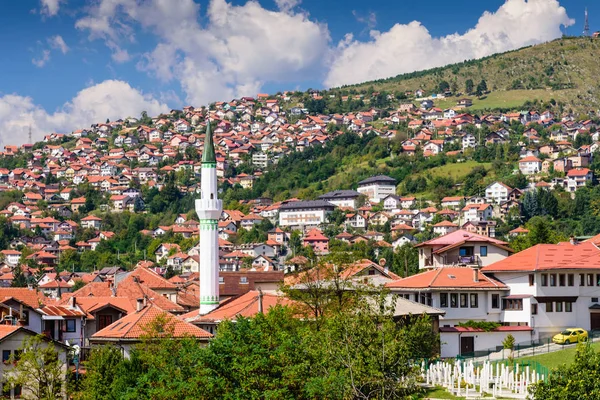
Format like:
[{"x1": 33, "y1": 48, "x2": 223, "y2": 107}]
[{"x1": 584, "y1": 7, "x2": 590, "y2": 37}]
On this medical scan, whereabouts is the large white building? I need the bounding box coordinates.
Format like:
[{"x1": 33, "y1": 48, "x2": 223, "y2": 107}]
[
  {"x1": 195, "y1": 122, "x2": 223, "y2": 315},
  {"x1": 318, "y1": 190, "x2": 362, "y2": 209},
  {"x1": 357, "y1": 175, "x2": 397, "y2": 203},
  {"x1": 278, "y1": 200, "x2": 335, "y2": 228},
  {"x1": 387, "y1": 235, "x2": 600, "y2": 358}
]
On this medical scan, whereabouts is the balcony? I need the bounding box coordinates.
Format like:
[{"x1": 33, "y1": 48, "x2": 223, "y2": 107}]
[
  {"x1": 442, "y1": 255, "x2": 481, "y2": 267},
  {"x1": 423, "y1": 255, "x2": 481, "y2": 268}
]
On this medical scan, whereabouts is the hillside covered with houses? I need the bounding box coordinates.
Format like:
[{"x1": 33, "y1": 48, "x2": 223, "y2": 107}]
[{"x1": 0, "y1": 78, "x2": 598, "y2": 365}]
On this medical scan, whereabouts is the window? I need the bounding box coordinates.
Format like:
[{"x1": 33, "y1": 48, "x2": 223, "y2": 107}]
[
  {"x1": 492, "y1": 294, "x2": 500, "y2": 309},
  {"x1": 450, "y1": 293, "x2": 458, "y2": 308},
  {"x1": 556, "y1": 302, "x2": 563, "y2": 312},
  {"x1": 597, "y1": 274, "x2": 600, "y2": 286},
  {"x1": 565, "y1": 302, "x2": 573, "y2": 312},
  {"x1": 559, "y1": 274, "x2": 565, "y2": 287},
  {"x1": 546, "y1": 302, "x2": 553, "y2": 312},
  {"x1": 21, "y1": 310, "x2": 29, "y2": 326},
  {"x1": 470, "y1": 293, "x2": 479, "y2": 308},
  {"x1": 480, "y1": 246, "x2": 488, "y2": 257},
  {"x1": 588, "y1": 274, "x2": 594, "y2": 287},
  {"x1": 550, "y1": 274, "x2": 557, "y2": 287},
  {"x1": 440, "y1": 293, "x2": 448, "y2": 308},
  {"x1": 529, "y1": 274, "x2": 535, "y2": 286},
  {"x1": 541, "y1": 274, "x2": 548, "y2": 286},
  {"x1": 219, "y1": 277, "x2": 224, "y2": 284},
  {"x1": 568, "y1": 274, "x2": 574, "y2": 287},
  {"x1": 240, "y1": 277, "x2": 248, "y2": 284},
  {"x1": 98, "y1": 315, "x2": 113, "y2": 330},
  {"x1": 502, "y1": 299, "x2": 523, "y2": 310},
  {"x1": 531, "y1": 304, "x2": 538, "y2": 315},
  {"x1": 460, "y1": 293, "x2": 468, "y2": 308},
  {"x1": 2, "y1": 350, "x2": 10, "y2": 364},
  {"x1": 65, "y1": 319, "x2": 76, "y2": 333},
  {"x1": 593, "y1": 297, "x2": 599, "y2": 303},
  {"x1": 580, "y1": 274, "x2": 585, "y2": 286}
]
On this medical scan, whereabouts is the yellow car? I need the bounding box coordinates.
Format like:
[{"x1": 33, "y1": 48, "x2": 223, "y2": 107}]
[{"x1": 552, "y1": 328, "x2": 588, "y2": 345}]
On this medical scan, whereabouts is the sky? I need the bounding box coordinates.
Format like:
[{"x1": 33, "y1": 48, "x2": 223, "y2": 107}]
[{"x1": 0, "y1": 0, "x2": 595, "y2": 145}]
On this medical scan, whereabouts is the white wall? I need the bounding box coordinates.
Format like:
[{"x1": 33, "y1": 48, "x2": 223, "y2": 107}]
[{"x1": 441, "y1": 330, "x2": 533, "y2": 358}]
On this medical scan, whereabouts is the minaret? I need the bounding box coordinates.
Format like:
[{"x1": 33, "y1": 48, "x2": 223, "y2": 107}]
[{"x1": 195, "y1": 121, "x2": 222, "y2": 315}]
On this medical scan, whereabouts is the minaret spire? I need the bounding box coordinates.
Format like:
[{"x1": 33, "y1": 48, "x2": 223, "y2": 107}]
[
  {"x1": 195, "y1": 119, "x2": 222, "y2": 315},
  {"x1": 202, "y1": 120, "x2": 216, "y2": 164}
]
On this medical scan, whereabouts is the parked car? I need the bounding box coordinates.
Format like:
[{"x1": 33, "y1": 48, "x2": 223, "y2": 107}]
[{"x1": 552, "y1": 328, "x2": 588, "y2": 345}]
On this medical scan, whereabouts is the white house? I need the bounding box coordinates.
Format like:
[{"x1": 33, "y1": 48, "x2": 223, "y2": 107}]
[
  {"x1": 432, "y1": 221, "x2": 459, "y2": 236},
  {"x1": 461, "y1": 203, "x2": 493, "y2": 222},
  {"x1": 357, "y1": 175, "x2": 397, "y2": 203},
  {"x1": 386, "y1": 267, "x2": 531, "y2": 358},
  {"x1": 566, "y1": 168, "x2": 593, "y2": 192},
  {"x1": 519, "y1": 156, "x2": 542, "y2": 175},
  {"x1": 482, "y1": 240, "x2": 600, "y2": 339},
  {"x1": 485, "y1": 182, "x2": 513, "y2": 204},
  {"x1": 416, "y1": 229, "x2": 512, "y2": 270}
]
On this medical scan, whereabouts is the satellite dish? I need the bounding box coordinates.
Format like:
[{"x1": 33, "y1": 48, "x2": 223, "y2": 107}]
[{"x1": 73, "y1": 345, "x2": 80, "y2": 356}]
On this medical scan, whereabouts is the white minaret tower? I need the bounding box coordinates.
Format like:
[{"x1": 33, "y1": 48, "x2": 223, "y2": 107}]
[{"x1": 195, "y1": 120, "x2": 222, "y2": 315}]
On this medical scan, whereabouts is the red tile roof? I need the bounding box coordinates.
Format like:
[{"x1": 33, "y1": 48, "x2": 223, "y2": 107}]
[
  {"x1": 183, "y1": 290, "x2": 295, "y2": 324},
  {"x1": 386, "y1": 267, "x2": 507, "y2": 290},
  {"x1": 92, "y1": 305, "x2": 212, "y2": 340},
  {"x1": 483, "y1": 242, "x2": 600, "y2": 272},
  {"x1": 415, "y1": 229, "x2": 509, "y2": 249}
]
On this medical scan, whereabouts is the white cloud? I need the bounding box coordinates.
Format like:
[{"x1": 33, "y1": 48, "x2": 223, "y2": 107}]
[
  {"x1": 48, "y1": 35, "x2": 69, "y2": 54},
  {"x1": 40, "y1": 0, "x2": 64, "y2": 17},
  {"x1": 32, "y1": 50, "x2": 51, "y2": 68},
  {"x1": 325, "y1": 0, "x2": 574, "y2": 87},
  {"x1": 76, "y1": 0, "x2": 330, "y2": 105},
  {"x1": 0, "y1": 80, "x2": 168, "y2": 146},
  {"x1": 274, "y1": 0, "x2": 301, "y2": 14}
]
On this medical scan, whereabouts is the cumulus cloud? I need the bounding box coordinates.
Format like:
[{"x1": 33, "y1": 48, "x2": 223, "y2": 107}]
[
  {"x1": 325, "y1": 0, "x2": 574, "y2": 87},
  {"x1": 40, "y1": 0, "x2": 64, "y2": 17},
  {"x1": 75, "y1": 0, "x2": 330, "y2": 105},
  {"x1": 48, "y1": 35, "x2": 69, "y2": 54},
  {"x1": 0, "y1": 80, "x2": 168, "y2": 146}
]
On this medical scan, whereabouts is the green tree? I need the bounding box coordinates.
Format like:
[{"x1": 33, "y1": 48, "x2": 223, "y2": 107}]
[
  {"x1": 530, "y1": 344, "x2": 600, "y2": 399},
  {"x1": 465, "y1": 79, "x2": 474, "y2": 94},
  {"x1": 5, "y1": 335, "x2": 66, "y2": 400}
]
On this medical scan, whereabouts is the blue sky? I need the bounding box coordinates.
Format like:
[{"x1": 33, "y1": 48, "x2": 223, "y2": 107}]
[{"x1": 0, "y1": 0, "x2": 594, "y2": 144}]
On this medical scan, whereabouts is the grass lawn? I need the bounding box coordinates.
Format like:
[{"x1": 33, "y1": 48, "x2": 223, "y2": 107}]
[
  {"x1": 517, "y1": 342, "x2": 600, "y2": 370},
  {"x1": 425, "y1": 89, "x2": 575, "y2": 112},
  {"x1": 426, "y1": 161, "x2": 492, "y2": 180}
]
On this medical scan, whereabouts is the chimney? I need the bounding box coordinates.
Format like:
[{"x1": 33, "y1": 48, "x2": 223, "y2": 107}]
[
  {"x1": 257, "y1": 289, "x2": 264, "y2": 314},
  {"x1": 136, "y1": 298, "x2": 144, "y2": 312},
  {"x1": 70, "y1": 296, "x2": 76, "y2": 309},
  {"x1": 473, "y1": 267, "x2": 480, "y2": 283}
]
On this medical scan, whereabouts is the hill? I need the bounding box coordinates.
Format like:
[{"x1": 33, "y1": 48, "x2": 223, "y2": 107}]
[{"x1": 335, "y1": 37, "x2": 600, "y2": 113}]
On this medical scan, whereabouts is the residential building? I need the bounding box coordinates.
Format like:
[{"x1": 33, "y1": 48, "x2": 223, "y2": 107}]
[
  {"x1": 416, "y1": 229, "x2": 512, "y2": 269},
  {"x1": 519, "y1": 156, "x2": 542, "y2": 175},
  {"x1": 357, "y1": 175, "x2": 397, "y2": 203},
  {"x1": 566, "y1": 168, "x2": 593, "y2": 192},
  {"x1": 318, "y1": 190, "x2": 362, "y2": 209},
  {"x1": 485, "y1": 182, "x2": 512, "y2": 204}
]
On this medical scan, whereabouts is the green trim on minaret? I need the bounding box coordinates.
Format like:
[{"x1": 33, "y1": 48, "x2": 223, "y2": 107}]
[{"x1": 202, "y1": 120, "x2": 216, "y2": 164}]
